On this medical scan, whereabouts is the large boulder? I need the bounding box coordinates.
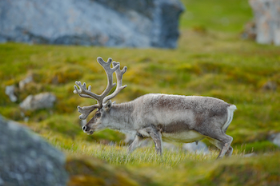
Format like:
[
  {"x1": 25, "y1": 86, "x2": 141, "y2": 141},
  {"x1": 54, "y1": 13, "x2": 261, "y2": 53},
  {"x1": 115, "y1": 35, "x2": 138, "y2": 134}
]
[
  {"x1": 249, "y1": 0, "x2": 280, "y2": 45},
  {"x1": 0, "y1": 0, "x2": 184, "y2": 48},
  {"x1": 0, "y1": 115, "x2": 68, "y2": 186},
  {"x1": 20, "y1": 92, "x2": 56, "y2": 111}
]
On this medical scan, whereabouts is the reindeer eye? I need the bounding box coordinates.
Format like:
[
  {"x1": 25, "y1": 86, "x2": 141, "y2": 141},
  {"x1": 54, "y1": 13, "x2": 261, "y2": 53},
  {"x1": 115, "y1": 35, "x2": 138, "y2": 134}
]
[{"x1": 96, "y1": 112, "x2": 101, "y2": 118}]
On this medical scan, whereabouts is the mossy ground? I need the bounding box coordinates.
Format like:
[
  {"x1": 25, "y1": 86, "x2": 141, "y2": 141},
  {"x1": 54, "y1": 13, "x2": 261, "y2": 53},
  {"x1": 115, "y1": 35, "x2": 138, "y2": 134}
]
[{"x1": 0, "y1": 0, "x2": 280, "y2": 185}]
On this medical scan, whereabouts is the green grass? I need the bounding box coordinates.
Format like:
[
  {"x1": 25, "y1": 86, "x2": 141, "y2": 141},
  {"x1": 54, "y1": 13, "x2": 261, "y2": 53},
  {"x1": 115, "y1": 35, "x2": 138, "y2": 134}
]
[
  {"x1": 180, "y1": 0, "x2": 253, "y2": 32},
  {"x1": 0, "y1": 0, "x2": 280, "y2": 185},
  {"x1": 60, "y1": 137, "x2": 280, "y2": 186},
  {"x1": 51, "y1": 138, "x2": 218, "y2": 167}
]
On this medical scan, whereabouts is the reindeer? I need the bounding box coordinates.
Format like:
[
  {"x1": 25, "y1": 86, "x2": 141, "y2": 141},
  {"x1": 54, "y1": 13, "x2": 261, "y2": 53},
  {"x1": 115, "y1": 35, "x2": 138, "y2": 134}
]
[{"x1": 74, "y1": 57, "x2": 237, "y2": 159}]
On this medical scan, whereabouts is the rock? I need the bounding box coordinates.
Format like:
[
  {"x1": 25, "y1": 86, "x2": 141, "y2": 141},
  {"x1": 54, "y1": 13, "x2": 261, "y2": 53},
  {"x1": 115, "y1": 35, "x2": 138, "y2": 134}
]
[
  {"x1": 182, "y1": 141, "x2": 209, "y2": 154},
  {"x1": 162, "y1": 142, "x2": 179, "y2": 152},
  {"x1": 20, "y1": 92, "x2": 56, "y2": 111},
  {"x1": 269, "y1": 133, "x2": 280, "y2": 147},
  {"x1": 0, "y1": 35, "x2": 7, "y2": 43},
  {"x1": 0, "y1": 115, "x2": 68, "y2": 186},
  {"x1": 19, "y1": 75, "x2": 33, "y2": 90},
  {"x1": 0, "y1": 0, "x2": 184, "y2": 48},
  {"x1": 241, "y1": 21, "x2": 257, "y2": 40},
  {"x1": 249, "y1": 0, "x2": 280, "y2": 45},
  {"x1": 5, "y1": 85, "x2": 17, "y2": 102},
  {"x1": 66, "y1": 156, "x2": 155, "y2": 186},
  {"x1": 5, "y1": 75, "x2": 34, "y2": 103},
  {"x1": 262, "y1": 81, "x2": 277, "y2": 91},
  {"x1": 244, "y1": 152, "x2": 257, "y2": 157}
]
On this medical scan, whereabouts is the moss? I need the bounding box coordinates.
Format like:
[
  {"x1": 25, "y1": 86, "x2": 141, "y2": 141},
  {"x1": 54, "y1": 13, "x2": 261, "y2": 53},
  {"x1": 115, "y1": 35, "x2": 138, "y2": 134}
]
[
  {"x1": 68, "y1": 176, "x2": 105, "y2": 186},
  {"x1": 0, "y1": 106, "x2": 22, "y2": 121},
  {"x1": 235, "y1": 141, "x2": 279, "y2": 153},
  {"x1": 66, "y1": 156, "x2": 149, "y2": 186},
  {"x1": 41, "y1": 115, "x2": 81, "y2": 138},
  {"x1": 48, "y1": 66, "x2": 83, "y2": 84},
  {"x1": 175, "y1": 63, "x2": 201, "y2": 75},
  {"x1": 55, "y1": 95, "x2": 81, "y2": 114},
  {"x1": 180, "y1": 0, "x2": 252, "y2": 32},
  {"x1": 86, "y1": 128, "x2": 125, "y2": 143},
  {"x1": 197, "y1": 153, "x2": 280, "y2": 186},
  {"x1": 17, "y1": 82, "x2": 46, "y2": 102}
]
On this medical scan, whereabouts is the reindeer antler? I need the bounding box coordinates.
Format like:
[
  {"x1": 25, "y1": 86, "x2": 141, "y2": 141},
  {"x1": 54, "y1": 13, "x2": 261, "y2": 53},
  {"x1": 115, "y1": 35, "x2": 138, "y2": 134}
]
[
  {"x1": 103, "y1": 61, "x2": 127, "y2": 103},
  {"x1": 74, "y1": 57, "x2": 127, "y2": 120},
  {"x1": 77, "y1": 105, "x2": 99, "y2": 120}
]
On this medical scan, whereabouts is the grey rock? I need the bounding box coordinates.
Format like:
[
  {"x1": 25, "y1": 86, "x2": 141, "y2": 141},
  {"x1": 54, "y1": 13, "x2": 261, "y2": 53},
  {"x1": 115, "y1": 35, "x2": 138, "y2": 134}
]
[
  {"x1": 162, "y1": 142, "x2": 179, "y2": 152},
  {"x1": 241, "y1": 21, "x2": 257, "y2": 40},
  {"x1": 249, "y1": 0, "x2": 280, "y2": 45},
  {"x1": 5, "y1": 85, "x2": 17, "y2": 102},
  {"x1": 0, "y1": 115, "x2": 68, "y2": 186},
  {"x1": 19, "y1": 75, "x2": 33, "y2": 90},
  {"x1": 139, "y1": 139, "x2": 151, "y2": 148},
  {"x1": 0, "y1": 35, "x2": 7, "y2": 43},
  {"x1": 243, "y1": 152, "x2": 257, "y2": 157},
  {"x1": 0, "y1": 0, "x2": 184, "y2": 48},
  {"x1": 269, "y1": 133, "x2": 280, "y2": 147},
  {"x1": 262, "y1": 81, "x2": 277, "y2": 91},
  {"x1": 182, "y1": 141, "x2": 209, "y2": 154},
  {"x1": 20, "y1": 92, "x2": 56, "y2": 111}
]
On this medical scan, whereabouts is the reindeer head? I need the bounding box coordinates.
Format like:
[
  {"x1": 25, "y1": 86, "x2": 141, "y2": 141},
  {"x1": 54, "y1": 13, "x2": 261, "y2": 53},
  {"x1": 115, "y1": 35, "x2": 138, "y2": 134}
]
[{"x1": 74, "y1": 57, "x2": 127, "y2": 134}]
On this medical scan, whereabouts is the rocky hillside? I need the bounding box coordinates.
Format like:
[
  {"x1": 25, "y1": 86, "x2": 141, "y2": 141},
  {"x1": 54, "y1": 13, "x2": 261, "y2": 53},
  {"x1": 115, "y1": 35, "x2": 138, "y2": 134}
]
[{"x1": 0, "y1": 0, "x2": 183, "y2": 48}]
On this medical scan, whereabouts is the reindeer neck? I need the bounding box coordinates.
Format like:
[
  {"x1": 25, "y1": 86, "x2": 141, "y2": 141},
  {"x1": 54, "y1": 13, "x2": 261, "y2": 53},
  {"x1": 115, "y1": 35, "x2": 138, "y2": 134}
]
[{"x1": 105, "y1": 102, "x2": 135, "y2": 131}]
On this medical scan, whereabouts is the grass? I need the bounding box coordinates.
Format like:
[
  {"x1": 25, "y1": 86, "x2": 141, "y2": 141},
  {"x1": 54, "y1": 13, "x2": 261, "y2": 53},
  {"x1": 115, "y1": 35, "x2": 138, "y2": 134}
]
[
  {"x1": 58, "y1": 136, "x2": 280, "y2": 186},
  {"x1": 180, "y1": 0, "x2": 252, "y2": 32},
  {"x1": 0, "y1": 0, "x2": 280, "y2": 185},
  {"x1": 53, "y1": 139, "x2": 219, "y2": 167}
]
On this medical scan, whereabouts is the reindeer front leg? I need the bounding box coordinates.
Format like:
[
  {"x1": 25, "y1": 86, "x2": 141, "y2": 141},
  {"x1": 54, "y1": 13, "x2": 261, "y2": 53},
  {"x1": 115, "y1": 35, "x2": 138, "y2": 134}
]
[
  {"x1": 146, "y1": 127, "x2": 163, "y2": 155},
  {"x1": 128, "y1": 134, "x2": 145, "y2": 154},
  {"x1": 133, "y1": 126, "x2": 163, "y2": 155}
]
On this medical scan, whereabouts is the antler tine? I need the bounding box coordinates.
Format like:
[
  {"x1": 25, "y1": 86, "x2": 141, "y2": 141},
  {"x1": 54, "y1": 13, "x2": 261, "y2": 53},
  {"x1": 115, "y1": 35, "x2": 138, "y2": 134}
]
[
  {"x1": 103, "y1": 61, "x2": 127, "y2": 103},
  {"x1": 97, "y1": 57, "x2": 120, "y2": 102},
  {"x1": 74, "y1": 81, "x2": 102, "y2": 101},
  {"x1": 77, "y1": 105, "x2": 99, "y2": 120}
]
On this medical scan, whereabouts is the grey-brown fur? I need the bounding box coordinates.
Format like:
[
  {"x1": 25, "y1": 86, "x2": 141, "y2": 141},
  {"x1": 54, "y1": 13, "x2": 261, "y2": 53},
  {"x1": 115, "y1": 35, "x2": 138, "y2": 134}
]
[
  {"x1": 82, "y1": 93, "x2": 236, "y2": 159},
  {"x1": 74, "y1": 57, "x2": 237, "y2": 159}
]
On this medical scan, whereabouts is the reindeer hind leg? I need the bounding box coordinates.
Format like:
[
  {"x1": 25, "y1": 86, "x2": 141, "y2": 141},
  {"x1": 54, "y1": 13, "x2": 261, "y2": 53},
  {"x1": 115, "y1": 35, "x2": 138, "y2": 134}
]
[
  {"x1": 206, "y1": 133, "x2": 233, "y2": 159},
  {"x1": 217, "y1": 135, "x2": 233, "y2": 158},
  {"x1": 225, "y1": 146, "x2": 233, "y2": 157},
  {"x1": 197, "y1": 127, "x2": 233, "y2": 159}
]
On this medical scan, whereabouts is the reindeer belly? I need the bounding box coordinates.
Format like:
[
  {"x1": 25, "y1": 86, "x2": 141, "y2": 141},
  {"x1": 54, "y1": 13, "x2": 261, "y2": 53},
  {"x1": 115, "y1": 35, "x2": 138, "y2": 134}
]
[{"x1": 162, "y1": 130, "x2": 204, "y2": 143}]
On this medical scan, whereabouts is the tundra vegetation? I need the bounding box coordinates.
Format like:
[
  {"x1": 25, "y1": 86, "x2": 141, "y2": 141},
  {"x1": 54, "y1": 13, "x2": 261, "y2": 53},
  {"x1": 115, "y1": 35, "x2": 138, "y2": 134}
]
[{"x1": 0, "y1": 0, "x2": 280, "y2": 185}]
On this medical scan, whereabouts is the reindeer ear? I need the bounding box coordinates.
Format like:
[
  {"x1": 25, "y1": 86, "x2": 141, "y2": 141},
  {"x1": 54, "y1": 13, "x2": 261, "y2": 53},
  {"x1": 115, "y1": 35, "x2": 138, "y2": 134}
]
[{"x1": 104, "y1": 100, "x2": 112, "y2": 111}]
